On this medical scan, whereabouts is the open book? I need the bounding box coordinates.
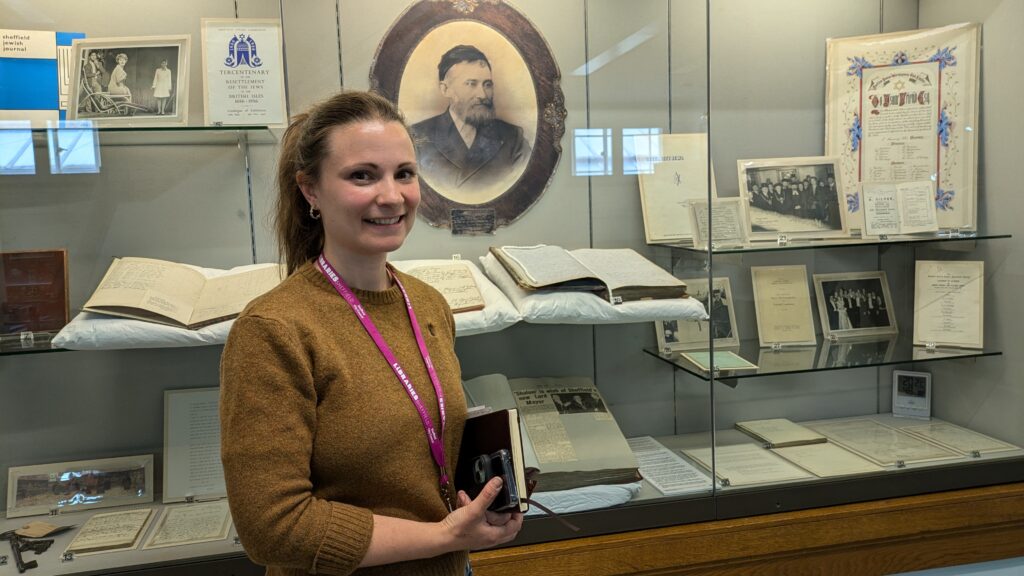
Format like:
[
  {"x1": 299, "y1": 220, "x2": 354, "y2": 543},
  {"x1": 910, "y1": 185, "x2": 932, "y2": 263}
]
[
  {"x1": 463, "y1": 374, "x2": 639, "y2": 492},
  {"x1": 83, "y1": 257, "x2": 284, "y2": 329},
  {"x1": 455, "y1": 408, "x2": 528, "y2": 513},
  {"x1": 489, "y1": 245, "x2": 687, "y2": 304},
  {"x1": 404, "y1": 261, "x2": 485, "y2": 313},
  {"x1": 735, "y1": 418, "x2": 827, "y2": 448}
]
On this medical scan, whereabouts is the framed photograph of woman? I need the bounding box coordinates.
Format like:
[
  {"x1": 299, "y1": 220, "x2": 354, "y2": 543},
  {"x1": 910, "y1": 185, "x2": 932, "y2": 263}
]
[
  {"x1": 738, "y1": 156, "x2": 850, "y2": 241},
  {"x1": 655, "y1": 277, "x2": 739, "y2": 351},
  {"x1": 370, "y1": 0, "x2": 565, "y2": 232},
  {"x1": 813, "y1": 271, "x2": 897, "y2": 340},
  {"x1": 69, "y1": 35, "x2": 190, "y2": 126}
]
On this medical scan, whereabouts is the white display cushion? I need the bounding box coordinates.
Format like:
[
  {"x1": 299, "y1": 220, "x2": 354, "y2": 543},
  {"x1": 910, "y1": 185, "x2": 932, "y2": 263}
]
[
  {"x1": 390, "y1": 258, "x2": 521, "y2": 337},
  {"x1": 525, "y1": 481, "x2": 643, "y2": 516},
  {"x1": 479, "y1": 253, "x2": 708, "y2": 324},
  {"x1": 53, "y1": 259, "x2": 521, "y2": 350},
  {"x1": 52, "y1": 262, "x2": 280, "y2": 351}
]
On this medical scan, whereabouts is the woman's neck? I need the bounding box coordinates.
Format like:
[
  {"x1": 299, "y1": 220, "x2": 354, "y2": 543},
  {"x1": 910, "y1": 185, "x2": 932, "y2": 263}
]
[{"x1": 320, "y1": 247, "x2": 391, "y2": 291}]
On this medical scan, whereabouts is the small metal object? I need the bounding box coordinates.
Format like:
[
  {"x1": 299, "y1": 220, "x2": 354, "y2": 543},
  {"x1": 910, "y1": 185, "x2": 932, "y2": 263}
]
[
  {"x1": 232, "y1": 536, "x2": 241, "y2": 546},
  {"x1": 971, "y1": 450, "x2": 982, "y2": 459},
  {"x1": 0, "y1": 530, "x2": 38, "y2": 573},
  {"x1": 925, "y1": 342, "x2": 937, "y2": 351},
  {"x1": 771, "y1": 342, "x2": 783, "y2": 352},
  {"x1": 776, "y1": 234, "x2": 789, "y2": 246},
  {"x1": 896, "y1": 460, "x2": 906, "y2": 468}
]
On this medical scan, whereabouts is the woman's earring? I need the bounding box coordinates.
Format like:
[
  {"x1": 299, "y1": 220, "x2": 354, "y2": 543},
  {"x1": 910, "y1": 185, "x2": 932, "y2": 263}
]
[{"x1": 309, "y1": 205, "x2": 321, "y2": 220}]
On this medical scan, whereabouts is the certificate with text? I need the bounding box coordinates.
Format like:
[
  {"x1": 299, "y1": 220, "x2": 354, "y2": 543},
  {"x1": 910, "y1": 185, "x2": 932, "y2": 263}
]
[
  {"x1": 751, "y1": 265, "x2": 817, "y2": 347},
  {"x1": 826, "y1": 23, "x2": 979, "y2": 231}
]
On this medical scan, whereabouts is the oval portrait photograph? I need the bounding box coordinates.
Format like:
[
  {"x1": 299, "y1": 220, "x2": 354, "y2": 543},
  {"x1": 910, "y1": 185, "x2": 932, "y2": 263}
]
[{"x1": 371, "y1": 0, "x2": 565, "y2": 231}]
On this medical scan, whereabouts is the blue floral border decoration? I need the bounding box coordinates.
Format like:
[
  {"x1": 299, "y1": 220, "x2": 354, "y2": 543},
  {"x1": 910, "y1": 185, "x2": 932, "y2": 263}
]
[
  {"x1": 846, "y1": 192, "x2": 860, "y2": 214},
  {"x1": 928, "y1": 46, "x2": 958, "y2": 71},
  {"x1": 938, "y1": 108, "x2": 952, "y2": 147},
  {"x1": 848, "y1": 113, "x2": 862, "y2": 153},
  {"x1": 936, "y1": 188, "x2": 955, "y2": 211},
  {"x1": 847, "y1": 56, "x2": 873, "y2": 77}
]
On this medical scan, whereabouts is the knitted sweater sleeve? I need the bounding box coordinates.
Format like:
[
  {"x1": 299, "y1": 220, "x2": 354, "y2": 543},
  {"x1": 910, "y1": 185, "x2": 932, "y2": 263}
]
[{"x1": 220, "y1": 314, "x2": 373, "y2": 575}]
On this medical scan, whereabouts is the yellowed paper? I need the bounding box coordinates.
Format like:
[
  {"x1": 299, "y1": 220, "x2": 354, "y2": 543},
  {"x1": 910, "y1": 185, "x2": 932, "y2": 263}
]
[{"x1": 751, "y1": 266, "x2": 816, "y2": 346}]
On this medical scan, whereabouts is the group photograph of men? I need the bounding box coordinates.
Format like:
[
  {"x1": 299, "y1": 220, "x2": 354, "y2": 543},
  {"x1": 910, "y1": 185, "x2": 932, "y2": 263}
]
[{"x1": 742, "y1": 162, "x2": 845, "y2": 234}]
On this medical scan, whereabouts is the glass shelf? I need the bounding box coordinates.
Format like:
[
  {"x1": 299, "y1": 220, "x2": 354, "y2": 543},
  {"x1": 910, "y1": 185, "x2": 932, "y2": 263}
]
[
  {"x1": 654, "y1": 230, "x2": 1011, "y2": 255},
  {"x1": 644, "y1": 334, "x2": 1002, "y2": 381},
  {"x1": 0, "y1": 332, "x2": 69, "y2": 356},
  {"x1": 0, "y1": 123, "x2": 277, "y2": 146}
]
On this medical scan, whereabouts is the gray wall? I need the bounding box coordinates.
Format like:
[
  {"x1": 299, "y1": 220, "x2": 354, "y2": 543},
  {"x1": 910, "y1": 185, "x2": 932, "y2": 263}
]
[{"x1": 2, "y1": 0, "x2": 1021, "y2": 524}]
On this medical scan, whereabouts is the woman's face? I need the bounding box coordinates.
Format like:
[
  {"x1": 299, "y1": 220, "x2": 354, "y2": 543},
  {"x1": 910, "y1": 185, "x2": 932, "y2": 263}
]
[
  {"x1": 300, "y1": 120, "x2": 420, "y2": 261},
  {"x1": 117, "y1": 55, "x2": 127, "y2": 65}
]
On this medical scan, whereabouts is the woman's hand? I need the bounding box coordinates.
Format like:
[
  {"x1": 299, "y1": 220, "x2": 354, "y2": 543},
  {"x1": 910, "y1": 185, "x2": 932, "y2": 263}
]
[{"x1": 438, "y1": 477, "x2": 524, "y2": 551}]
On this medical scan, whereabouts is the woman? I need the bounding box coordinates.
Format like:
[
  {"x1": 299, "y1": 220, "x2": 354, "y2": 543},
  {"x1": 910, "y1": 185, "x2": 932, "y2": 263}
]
[
  {"x1": 107, "y1": 53, "x2": 131, "y2": 99},
  {"x1": 220, "y1": 91, "x2": 522, "y2": 576},
  {"x1": 151, "y1": 59, "x2": 172, "y2": 115}
]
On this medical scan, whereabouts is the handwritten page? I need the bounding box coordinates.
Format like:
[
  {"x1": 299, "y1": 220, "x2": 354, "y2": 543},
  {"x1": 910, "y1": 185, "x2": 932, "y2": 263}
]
[
  {"x1": 86, "y1": 258, "x2": 206, "y2": 326},
  {"x1": 405, "y1": 262, "x2": 485, "y2": 313},
  {"x1": 498, "y1": 245, "x2": 594, "y2": 286},
  {"x1": 143, "y1": 501, "x2": 232, "y2": 549},
  {"x1": 65, "y1": 508, "x2": 153, "y2": 554}
]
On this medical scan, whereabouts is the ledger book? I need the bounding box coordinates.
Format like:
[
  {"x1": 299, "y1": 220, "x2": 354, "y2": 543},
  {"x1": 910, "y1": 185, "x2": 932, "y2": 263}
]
[
  {"x1": 83, "y1": 257, "x2": 284, "y2": 329},
  {"x1": 489, "y1": 245, "x2": 687, "y2": 304},
  {"x1": 463, "y1": 373, "x2": 640, "y2": 492}
]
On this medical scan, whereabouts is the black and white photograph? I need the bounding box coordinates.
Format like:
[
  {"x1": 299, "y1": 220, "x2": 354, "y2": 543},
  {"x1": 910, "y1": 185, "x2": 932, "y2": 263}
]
[
  {"x1": 738, "y1": 156, "x2": 850, "y2": 241},
  {"x1": 656, "y1": 277, "x2": 739, "y2": 351},
  {"x1": 551, "y1": 392, "x2": 607, "y2": 415},
  {"x1": 813, "y1": 271, "x2": 897, "y2": 339},
  {"x1": 370, "y1": 0, "x2": 565, "y2": 231},
  {"x1": 69, "y1": 35, "x2": 190, "y2": 125}
]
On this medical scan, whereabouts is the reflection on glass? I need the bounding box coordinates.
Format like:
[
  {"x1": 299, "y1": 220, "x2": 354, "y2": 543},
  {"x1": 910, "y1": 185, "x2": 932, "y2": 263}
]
[
  {"x1": 47, "y1": 119, "x2": 101, "y2": 174},
  {"x1": 573, "y1": 127, "x2": 613, "y2": 176},
  {"x1": 0, "y1": 120, "x2": 36, "y2": 175},
  {"x1": 623, "y1": 127, "x2": 662, "y2": 175}
]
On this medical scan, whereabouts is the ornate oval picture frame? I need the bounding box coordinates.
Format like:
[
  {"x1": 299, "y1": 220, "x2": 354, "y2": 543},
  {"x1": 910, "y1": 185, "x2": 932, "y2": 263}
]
[{"x1": 370, "y1": 0, "x2": 566, "y2": 231}]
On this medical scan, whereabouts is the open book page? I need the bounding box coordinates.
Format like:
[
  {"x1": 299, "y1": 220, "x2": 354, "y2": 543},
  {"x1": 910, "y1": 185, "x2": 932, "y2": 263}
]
[
  {"x1": 508, "y1": 376, "x2": 637, "y2": 485},
  {"x1": 65, "y1": 508, "x2": 153, "y2": 555},
  {"x1": 771, "y1": 443, "x2": 884, "y2": 477},
  {"x1": 683, "y1": 444, "x2": 814, "y2": 486},
  {"x1": 190, "y1": 264, "x2": 284, "y2": 325},
  {"x1": 570, "y1": 249, "x2": 683, "y2": 291},
  {"x1": 84, "y1": 258, "x2": 207, "y2": 326},
  {"x1": 494, "y1": 245, "x2": 597, "y2": 288},
  {"x1": 735, "y1": 418, "x2": 826, "y2": 448},
  {"x1": 405, "y1": 262, "x2": 485, "y2": 313}
]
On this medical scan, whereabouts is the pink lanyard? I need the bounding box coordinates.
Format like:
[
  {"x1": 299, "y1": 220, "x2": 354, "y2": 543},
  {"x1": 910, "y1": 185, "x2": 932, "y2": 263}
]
[{"x1": 316, "y1": 254, "x2": 451, "y2": 504}]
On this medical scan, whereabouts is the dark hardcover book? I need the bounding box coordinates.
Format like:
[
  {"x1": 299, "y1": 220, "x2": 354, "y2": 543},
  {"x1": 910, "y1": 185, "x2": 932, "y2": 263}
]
[{"x1": 455, "y1": 408, "x2": 529, "y2": 513}]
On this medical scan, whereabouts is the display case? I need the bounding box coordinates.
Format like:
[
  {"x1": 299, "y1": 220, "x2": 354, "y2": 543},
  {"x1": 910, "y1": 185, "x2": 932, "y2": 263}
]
[{"x1": 2, "y1": 1, "x2": 1023, "y2": 575}]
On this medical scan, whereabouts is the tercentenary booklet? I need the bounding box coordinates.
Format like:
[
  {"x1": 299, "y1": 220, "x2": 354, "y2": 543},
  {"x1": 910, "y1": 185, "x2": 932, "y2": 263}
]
[
  {"x1": 83, "y1": 257, "x2": 283, "y2": 329},
  {"x1": 735, "y1": 418, "x2": 827, "y2": 448},
  {"x1": 489, "y1": 245, "x2": 687, "y2": 304}
]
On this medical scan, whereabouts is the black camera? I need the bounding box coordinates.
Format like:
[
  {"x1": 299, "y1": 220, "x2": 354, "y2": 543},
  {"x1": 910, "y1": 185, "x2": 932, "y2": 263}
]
[{"x1": 471, "y1": 449, "x2": 520, "y2": 512}]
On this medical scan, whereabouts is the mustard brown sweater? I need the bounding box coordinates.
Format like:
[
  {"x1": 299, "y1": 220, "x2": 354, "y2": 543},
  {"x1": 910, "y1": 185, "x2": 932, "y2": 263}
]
[{"x1": 220, "y1": 262, "x2": 468, "y2": 576}]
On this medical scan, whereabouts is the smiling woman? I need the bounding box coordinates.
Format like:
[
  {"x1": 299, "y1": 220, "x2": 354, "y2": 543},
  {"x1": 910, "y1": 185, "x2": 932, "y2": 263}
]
[{"x1": 219, "y1": 90, "x2": 523, "y2": 576}]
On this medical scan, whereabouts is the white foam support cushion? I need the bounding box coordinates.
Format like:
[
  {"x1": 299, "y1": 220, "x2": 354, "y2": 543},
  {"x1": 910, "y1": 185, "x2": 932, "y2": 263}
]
[{"x1": 479, "y1": 253, "x2": 708, "y2": 324}]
